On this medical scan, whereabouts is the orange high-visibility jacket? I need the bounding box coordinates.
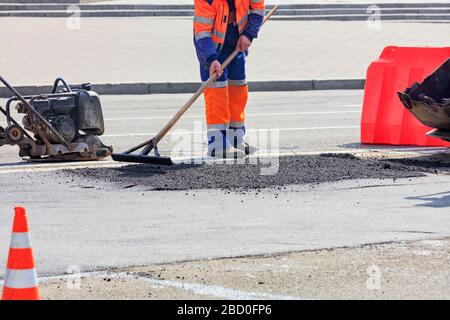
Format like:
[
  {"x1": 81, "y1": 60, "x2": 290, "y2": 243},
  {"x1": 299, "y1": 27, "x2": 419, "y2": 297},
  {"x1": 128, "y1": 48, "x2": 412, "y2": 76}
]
[{"x1": 194, "y1": 0, "x2": 265, "y2": 47}]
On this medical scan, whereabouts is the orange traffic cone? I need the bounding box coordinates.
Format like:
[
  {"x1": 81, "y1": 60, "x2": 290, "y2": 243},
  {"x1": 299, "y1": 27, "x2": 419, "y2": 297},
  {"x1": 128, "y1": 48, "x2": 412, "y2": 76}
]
[{"x1": 2, "y1": 207, "x2": 40, "y2": 300}]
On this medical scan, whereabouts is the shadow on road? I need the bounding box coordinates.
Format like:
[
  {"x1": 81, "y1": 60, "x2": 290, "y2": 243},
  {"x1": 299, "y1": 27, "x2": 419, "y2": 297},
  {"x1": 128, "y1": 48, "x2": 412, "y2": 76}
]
[
  {"x1": 389, "y1": 153, "x2": 450, "y2": 208},
  {"x1": 406, "y1": 191, "x2": 450, "y2": 208}
]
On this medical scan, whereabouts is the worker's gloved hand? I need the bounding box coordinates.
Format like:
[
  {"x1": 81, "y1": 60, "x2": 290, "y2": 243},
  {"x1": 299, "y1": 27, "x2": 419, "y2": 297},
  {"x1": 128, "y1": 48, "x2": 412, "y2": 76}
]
[
  {"x1": 210, "y1": 60, "x2": 223, "y2": 78},
  {"x1": 237, "y1": 35, "x2": 252, "y2": 52}
]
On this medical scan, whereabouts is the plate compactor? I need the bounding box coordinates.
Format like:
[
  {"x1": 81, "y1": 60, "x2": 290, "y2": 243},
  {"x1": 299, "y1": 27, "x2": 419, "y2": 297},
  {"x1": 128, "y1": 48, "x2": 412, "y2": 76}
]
[
  {"x1": 398, "y1": 58, "x2": 450, "y2": 142},
  {"x1": 0, "y1": 76, "x2": 112, "y2": 161}
]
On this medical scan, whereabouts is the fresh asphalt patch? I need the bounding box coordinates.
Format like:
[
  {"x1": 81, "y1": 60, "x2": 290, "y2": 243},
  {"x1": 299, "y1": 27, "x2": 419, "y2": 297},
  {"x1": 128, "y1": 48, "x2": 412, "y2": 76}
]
[
  {"x1": 60, "y1": 154, "x2": 443, "y2": 191},
  {"x1": 386, "y1": 154, "x2": 450, "y2": 173}
]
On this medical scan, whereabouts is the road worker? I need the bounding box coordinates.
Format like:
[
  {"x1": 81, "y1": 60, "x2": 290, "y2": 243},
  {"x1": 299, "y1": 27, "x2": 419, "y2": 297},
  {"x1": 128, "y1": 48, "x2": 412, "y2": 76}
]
[{"x1": 194, "y1": 0, "x2": 265, "y2": 158}]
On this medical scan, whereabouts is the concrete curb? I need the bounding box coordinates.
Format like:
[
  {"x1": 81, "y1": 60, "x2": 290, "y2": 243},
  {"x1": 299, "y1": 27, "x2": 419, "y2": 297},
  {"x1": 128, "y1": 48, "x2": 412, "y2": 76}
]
[
  {"x1": 0, "y1": 79, "x2": 366, "y2": 97},
  {"x1": 0, "y1": 79, "x2": 365, "y2": 97}
]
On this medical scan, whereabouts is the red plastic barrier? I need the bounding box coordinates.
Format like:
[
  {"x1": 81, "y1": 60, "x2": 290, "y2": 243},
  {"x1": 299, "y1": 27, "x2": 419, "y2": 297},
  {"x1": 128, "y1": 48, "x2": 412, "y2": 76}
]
[{"x1": 361, "y1": 46, "x2": 450, "y2": 147}]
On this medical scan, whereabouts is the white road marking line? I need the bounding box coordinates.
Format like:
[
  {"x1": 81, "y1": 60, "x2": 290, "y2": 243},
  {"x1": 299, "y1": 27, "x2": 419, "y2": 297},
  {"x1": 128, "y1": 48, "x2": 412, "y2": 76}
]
[
  {"x1": 103, "y1": 126, "x2": 360, "y2": 138},
  {"x1": 389, "y1": 147, "x2": 449, "y2": 153},
  {"x1": 28, "y1": 271, "x2": 305, "y2": 300},
  {"x1": 105, "y1": 110, "x2": 361, "y2": 121},
  {"x1": 132, "y1": 275, "x2": 304, "y2": 300}
]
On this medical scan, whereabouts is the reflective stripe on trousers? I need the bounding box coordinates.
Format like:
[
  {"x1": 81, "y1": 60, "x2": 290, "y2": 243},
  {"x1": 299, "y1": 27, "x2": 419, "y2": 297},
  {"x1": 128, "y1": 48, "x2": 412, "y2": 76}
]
[
  {"x1": 204, "y1": 80, "x2": 228, "y2": 88},
  {"x1": 228, "y1": 79, "x2": 247, "y2": 86}
]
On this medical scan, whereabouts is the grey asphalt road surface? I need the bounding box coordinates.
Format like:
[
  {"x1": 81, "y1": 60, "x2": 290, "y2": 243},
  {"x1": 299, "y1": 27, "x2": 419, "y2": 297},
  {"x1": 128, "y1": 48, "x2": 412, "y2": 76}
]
[
  {"x1": 1, "y1": 172, "x2": 450, "y2": 281},
  {"x1": 1, "y1": 90, "x2": 450, "y2": 282}
]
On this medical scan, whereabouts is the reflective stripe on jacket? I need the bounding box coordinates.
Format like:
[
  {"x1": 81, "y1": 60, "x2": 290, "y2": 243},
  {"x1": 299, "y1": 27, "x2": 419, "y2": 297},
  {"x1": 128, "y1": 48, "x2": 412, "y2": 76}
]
[{"x1": 194, "y1": 0, "x2": 265, "y2": 64}]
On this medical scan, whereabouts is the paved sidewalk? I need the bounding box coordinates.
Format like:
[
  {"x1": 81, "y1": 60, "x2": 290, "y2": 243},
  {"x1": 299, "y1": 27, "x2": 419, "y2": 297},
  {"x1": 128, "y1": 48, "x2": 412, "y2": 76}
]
[
  {"x1": 96, "y1": 0, "x2": 450, "y2": 4},
  {"x1": 2, "y1": 18, "x2": 449, "y2": 86}
]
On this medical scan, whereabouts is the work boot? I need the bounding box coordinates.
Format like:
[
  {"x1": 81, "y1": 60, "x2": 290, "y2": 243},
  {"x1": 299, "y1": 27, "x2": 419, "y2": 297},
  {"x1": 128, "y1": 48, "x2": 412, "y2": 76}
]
[
  {"x1": 207, "y1": 128, "x2": 246, "y2": 159},
  {"x1": 208, "y1": 144, "x2": 246, "y2": 159},
  {"x1": 229, "y1": 126, "x2": 257, "y2": 155},
  {"x1": 239, "y1": 142, "x2": 258, "y2": 155}
]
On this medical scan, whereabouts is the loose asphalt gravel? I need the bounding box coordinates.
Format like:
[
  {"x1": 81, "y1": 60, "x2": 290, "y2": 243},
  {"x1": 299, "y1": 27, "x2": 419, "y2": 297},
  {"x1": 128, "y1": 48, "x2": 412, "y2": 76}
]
[{"x1": 62, "y1": 153, "x2": 442, "y2": 191}]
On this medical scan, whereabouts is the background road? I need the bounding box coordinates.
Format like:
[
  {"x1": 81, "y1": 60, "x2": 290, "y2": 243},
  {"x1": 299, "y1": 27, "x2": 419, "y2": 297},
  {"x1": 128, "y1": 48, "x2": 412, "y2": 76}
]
[{"x1": 0, "y1": 90, "x2": 363, "y2": 164}]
